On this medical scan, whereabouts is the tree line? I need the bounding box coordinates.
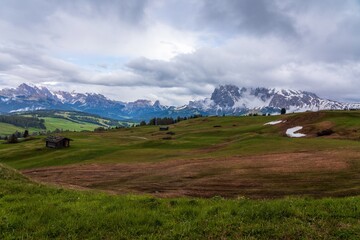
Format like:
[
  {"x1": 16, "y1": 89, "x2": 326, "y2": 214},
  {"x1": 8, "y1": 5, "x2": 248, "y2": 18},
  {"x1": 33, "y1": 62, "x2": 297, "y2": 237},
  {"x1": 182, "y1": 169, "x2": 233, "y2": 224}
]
[
  {"x1": 0, "y1": 130, "x2": 29, "y2": 143},
  {"x1": 0, "y1": 115, "x2": 46, "y2": 129},
  {"x1": 140, "y1": 114, "x2": 204, "y2": 126}
]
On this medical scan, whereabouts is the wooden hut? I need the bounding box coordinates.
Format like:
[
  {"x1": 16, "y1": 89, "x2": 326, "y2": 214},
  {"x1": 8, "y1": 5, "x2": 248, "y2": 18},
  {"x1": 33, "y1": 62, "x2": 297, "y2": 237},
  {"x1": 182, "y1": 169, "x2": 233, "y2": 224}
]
[
  {"x1": 45, "y1": 136, "x2": 71, "y2": 148},
  {"x1": 159, "y1": 126, "x2": 169, "y2": 131}
]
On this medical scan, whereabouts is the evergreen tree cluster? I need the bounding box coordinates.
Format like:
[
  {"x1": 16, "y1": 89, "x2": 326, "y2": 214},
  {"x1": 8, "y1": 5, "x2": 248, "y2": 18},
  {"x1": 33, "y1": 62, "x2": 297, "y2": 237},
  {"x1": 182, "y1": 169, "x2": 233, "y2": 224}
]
[
  {"x1": 146, "y1": 115, "x2": 203, "y2": 126},
  {"x1": 0, "y1": 115, "x2": 46, "y2": 129},
  {"x1": 6, "y1": 134, "x2": 18, "y2": 144},
  {"x1": 0, "y1": 130, "x2": 31, "y2": 143}
]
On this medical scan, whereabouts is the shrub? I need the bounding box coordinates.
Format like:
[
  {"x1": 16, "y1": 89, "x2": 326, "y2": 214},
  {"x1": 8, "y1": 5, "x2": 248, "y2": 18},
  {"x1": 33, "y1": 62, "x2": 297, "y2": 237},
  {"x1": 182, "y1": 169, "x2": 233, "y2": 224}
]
[
  {"x1": 7, "y1": 134, "x2": 18, "y2": 144},
  {"x1": 94, "y1": 127, "x2": 106, "y2": 132},
  {"x1": 23, "y1": 130, "x2": 29, "y2": 138},
  {"x1": 317, "y1": 129, "x2": 334, "y2": 136}
]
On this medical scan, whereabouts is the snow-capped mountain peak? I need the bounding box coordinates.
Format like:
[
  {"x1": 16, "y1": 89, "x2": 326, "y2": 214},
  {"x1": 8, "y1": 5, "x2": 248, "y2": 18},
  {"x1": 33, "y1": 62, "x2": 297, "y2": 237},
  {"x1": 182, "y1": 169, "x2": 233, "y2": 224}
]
[
  {"x1": 190, "y1": 84, "x2": 360, "y2": 115},
  {"x1": 210, "y1": 85, "x2": 242, "y2": 108},
  {"x1": 1, "y1": 83, "x2": 360, "y2": 120}
]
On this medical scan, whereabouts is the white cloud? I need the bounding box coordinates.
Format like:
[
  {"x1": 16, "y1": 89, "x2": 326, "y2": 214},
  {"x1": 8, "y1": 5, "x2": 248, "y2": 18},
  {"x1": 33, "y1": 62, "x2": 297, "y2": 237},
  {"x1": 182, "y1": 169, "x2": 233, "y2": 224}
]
[{"x1": 0, "y1": 0, "x2": 360, "y2": 105}]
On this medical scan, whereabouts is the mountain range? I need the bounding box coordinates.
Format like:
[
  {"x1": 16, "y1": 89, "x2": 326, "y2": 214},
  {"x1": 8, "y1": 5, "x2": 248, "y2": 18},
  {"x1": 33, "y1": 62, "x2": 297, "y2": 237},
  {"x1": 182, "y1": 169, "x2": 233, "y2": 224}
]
[{"x1": 1, "y1": 83, "x2": 359, "y2": 121}]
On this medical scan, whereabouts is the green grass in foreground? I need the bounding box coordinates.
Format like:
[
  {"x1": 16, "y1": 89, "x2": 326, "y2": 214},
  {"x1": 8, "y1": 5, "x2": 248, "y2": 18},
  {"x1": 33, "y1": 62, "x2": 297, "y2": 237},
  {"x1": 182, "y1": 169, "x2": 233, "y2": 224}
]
[{"x1": 1, "y1": 164, "x2": 360, "y2": 239}]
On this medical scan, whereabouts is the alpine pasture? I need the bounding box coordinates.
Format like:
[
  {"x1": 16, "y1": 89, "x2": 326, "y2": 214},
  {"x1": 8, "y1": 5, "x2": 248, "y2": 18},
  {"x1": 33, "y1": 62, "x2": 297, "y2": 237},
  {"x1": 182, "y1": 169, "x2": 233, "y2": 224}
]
[{"x1": 1, "y1": 111, "x2": 360, "y2": 239}]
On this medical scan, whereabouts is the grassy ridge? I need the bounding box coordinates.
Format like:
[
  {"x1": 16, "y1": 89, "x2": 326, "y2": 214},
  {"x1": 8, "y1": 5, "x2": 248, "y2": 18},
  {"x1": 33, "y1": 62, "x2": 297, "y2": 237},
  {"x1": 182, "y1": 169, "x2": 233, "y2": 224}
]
[
  {"x1": 1, "y1": 164, "x2": 360, "y2": 239},
  {"x1": 1, "y1": 112, "x2": 360, "y2": 170}
]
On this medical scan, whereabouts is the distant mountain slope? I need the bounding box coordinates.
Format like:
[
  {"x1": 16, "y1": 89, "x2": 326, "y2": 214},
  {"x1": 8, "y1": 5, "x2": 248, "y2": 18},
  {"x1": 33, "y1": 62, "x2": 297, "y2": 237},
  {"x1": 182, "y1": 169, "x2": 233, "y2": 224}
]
[
  {"x1": 0, "y1": 84, "x2": 202, "y2": 120},
  {"x1": 1, "y1": 83, "x2": 360, "y2": 120},
  {"x1": 0, "y1": 83, "x2": 127, "y2": 119},
  {"x1": 187, "y1": 85, "x2": 360, "y2": 115}
]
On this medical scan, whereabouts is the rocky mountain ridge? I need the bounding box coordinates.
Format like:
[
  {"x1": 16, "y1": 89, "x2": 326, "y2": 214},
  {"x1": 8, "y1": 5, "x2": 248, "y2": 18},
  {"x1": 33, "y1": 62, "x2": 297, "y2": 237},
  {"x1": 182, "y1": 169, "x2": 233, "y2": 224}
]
[
  {"x1": 188, "y1": 85, "x2": 356, "y2": 115},
  {"x1": 1, "y1": 83, "x2": 359, "y2": 120}
]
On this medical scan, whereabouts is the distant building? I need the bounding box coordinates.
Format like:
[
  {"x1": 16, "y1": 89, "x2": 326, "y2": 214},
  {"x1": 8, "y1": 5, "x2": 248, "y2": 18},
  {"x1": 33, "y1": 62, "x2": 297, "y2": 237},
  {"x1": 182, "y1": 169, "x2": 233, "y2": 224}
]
[
  {"x1": 159, "y1": 126, "x2": 169, "y2": 131},
  {"x1": 45, "y1": 136, "x2": 72, "y2": 148}
]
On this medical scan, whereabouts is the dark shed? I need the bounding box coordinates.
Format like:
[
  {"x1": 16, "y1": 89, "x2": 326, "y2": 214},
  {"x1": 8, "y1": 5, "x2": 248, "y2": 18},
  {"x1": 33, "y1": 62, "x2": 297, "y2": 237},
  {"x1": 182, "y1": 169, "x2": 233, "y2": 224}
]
[
  {"x1": 46, "y1": 136, "x2": 71, "y2": 148},
  {"x1": 159, "y1": 126, "x2": 169, "y2": 131}
]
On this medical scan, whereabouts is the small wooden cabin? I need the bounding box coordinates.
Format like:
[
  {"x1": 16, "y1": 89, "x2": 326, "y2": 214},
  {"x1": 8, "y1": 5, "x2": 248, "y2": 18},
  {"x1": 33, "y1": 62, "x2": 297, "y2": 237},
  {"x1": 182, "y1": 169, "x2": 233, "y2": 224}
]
[
  {"x1": 46, "y1": 136, "x2": 71, "y2": 148},
  {"x1": 159, "y1": 126, "x2": 169, "y2": 131}
]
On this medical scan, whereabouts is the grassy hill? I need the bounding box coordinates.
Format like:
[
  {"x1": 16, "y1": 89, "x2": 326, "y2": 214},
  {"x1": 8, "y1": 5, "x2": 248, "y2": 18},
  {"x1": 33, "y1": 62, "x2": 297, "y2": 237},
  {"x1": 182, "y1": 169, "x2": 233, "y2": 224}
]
[
  {"x1": 1, "y1": 110, "x2": 360, "y2": 199},
  {"x1": 1, "y1": 163, "x2": 360, "y2": 239},
  {"x1": 0, "y1": 110, "x2": 133, "y2": 135},
  {"x1": 0, "y1": 122, "x2": 39, "y2": 135},
  {"x1": 39, "y1": 116, "x2": 103, "y2": 132},
  {"x1": 1, "y1": 110, "x2": 360, "y2": 238}
]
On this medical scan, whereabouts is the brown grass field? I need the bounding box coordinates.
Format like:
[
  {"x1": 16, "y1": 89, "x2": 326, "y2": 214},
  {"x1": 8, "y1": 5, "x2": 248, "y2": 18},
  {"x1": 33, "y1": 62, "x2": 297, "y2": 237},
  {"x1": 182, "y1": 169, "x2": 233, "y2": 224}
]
[{"x1": 22, "y1": 149, "x2": 360, "y2": 199}]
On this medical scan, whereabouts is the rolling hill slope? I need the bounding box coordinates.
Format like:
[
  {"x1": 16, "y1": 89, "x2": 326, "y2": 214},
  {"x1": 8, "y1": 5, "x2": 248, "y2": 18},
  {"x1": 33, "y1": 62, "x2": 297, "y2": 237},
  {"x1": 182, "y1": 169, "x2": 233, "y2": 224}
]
[
  {"x1": 1, "y1": 110, "x2": 360, "y2": 199},
  {"x1": 0, "y1": 110, "x2": 133, "y2": 135},
  {"x1": 1, "y1": 110, "x2": 360, "y2": 238}
]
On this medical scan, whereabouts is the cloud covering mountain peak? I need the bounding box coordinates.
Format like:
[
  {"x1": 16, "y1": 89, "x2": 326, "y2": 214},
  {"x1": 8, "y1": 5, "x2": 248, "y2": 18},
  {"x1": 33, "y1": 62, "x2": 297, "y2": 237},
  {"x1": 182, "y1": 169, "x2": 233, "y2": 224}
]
[{"x1": 1, "y1": 83, "x2": 359, "y2": 121}]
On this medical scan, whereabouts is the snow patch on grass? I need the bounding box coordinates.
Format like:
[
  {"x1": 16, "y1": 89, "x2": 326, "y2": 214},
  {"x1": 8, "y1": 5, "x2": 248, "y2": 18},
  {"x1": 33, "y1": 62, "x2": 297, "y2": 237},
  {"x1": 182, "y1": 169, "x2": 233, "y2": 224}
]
[
  {"x1": 286, "y1": 126, "x2": 306, "y2": 138},
  {"x1": 264, "y1": 120, "x2": 283, "y2": 125}
]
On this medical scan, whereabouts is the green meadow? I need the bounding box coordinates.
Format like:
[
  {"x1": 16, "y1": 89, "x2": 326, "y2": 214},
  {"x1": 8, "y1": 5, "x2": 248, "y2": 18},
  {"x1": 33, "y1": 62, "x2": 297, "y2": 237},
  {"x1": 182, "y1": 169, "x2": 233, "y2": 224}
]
[
  {"x1": 0, "y1": 110, "x2": 130, "y2": 135},
  {"x1": 1, "y1": 110, "x2": 360, "y2": 238},
  {"x1": 39, "y1": 117, "x2": 102, "y2": 132},
  {"x1": 1, "y1": 164, "x2": 360, "y2": 239},
  {"x1": 0, "y1": 122, "x2": 38, "y2": 135},
  {"x1": 1, "y1": 111, "x2": 360, "y2": 170}
]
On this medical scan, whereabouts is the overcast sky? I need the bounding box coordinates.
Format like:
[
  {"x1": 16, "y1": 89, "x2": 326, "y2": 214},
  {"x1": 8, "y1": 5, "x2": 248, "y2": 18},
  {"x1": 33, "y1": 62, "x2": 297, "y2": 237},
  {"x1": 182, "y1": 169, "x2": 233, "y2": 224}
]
[{"x1": 0, "y1": 0, "x2": 360, "y2": 105}]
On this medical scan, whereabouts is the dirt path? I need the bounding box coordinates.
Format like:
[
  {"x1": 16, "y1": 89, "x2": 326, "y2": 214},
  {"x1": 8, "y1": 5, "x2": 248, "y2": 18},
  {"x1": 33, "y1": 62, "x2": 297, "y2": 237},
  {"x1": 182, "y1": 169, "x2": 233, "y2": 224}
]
[{"x1": 22, "y1": 151, "x2": 360, "y2": 198}]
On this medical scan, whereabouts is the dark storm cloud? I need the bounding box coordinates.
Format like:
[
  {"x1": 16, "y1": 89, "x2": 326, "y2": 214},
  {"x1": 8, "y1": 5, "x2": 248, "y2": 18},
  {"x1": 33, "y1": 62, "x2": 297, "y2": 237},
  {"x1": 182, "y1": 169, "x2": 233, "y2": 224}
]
[
  {"x1": 59, "y1": 0, "x2": 149, "y2": 24},
  {"x1": 0, "y1": 0, "x2": 149, "y2": 29},
  {"x1": 198, "y1": 0, "x2": 297, "y2": 37},
  {"x1": 0, "y1": 0, "x2": 53, "y2": 27},
  {"x1": 126, "y1": 58, "x2": 182, "y2": 86},
  {"x1": 280, "y1": 0, "x2": 360, "y2": 62},
  {"x1": 126, "y1": 54, "x2": 223, "y2": 95},
  {"x1": 126, "y1": 53, "x2": 240, "y2": 88},
  {"x1": 125, "y1": 0, "x2": 360, "y2": 102}
]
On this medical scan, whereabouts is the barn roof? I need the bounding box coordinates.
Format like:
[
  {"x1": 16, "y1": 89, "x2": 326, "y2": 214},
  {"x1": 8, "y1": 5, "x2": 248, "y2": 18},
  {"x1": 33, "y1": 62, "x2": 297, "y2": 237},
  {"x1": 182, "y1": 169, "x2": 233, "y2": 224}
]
[{"x1": 46, "y1": 136, "x2": 72, "y2": 143}]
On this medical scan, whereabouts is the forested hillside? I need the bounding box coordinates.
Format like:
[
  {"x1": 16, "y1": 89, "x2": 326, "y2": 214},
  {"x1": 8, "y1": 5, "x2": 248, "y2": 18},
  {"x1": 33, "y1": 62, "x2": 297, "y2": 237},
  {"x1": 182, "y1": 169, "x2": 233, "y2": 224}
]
[{"x1": 0, "y1": 115, "x2": 46, "y2": 129}]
